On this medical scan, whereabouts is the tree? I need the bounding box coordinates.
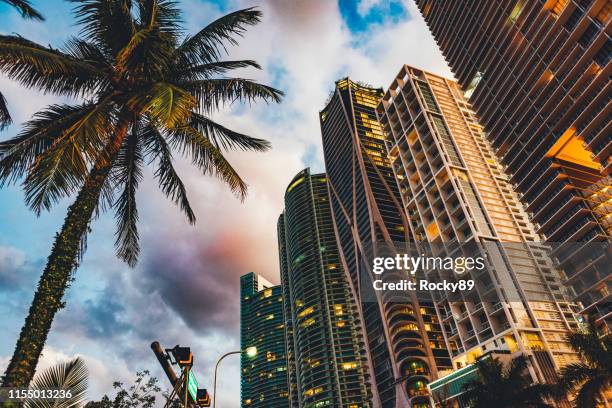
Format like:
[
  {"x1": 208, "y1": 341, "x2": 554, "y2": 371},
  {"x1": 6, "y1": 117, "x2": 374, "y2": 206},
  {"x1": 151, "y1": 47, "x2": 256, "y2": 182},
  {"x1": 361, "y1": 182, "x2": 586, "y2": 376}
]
[
  {"x1": 24, "y1": 357, "x2": 88, "y2": 408},
  {"x1": 0, "y1": 0, "x2": 282, "y2": 388},
  {"x1": 84, "y1": 370, "x2": 166, "y2": 408},
  {"x1": 0, "y1": 0, "x2": 44, "y2": 130},
  {"x1": 556, "y1": 322, "x2": 611, "y2": 408},
  {"x1": 461, "y1": 354, "x2": 553, "y2": 408}
]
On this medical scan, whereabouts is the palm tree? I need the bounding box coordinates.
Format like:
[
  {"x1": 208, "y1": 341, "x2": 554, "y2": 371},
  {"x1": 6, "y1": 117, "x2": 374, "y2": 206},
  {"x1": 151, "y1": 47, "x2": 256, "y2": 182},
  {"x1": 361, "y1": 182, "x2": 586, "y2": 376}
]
[
  {"x1": 25, "y1": 357, "x2": 88, "y2": 408},
  {"x1": 461, "y1": 354, "x2": 553, "y2": 408},
  {"x1": 0, "y1": 0, "x2": 282, "y2": 388},
  {"x1": 0, "y1": 0, "x2": 44, "y2": 130},
  {"x1": 556, "y1": 322, "x2": 611, "y2": 407}
]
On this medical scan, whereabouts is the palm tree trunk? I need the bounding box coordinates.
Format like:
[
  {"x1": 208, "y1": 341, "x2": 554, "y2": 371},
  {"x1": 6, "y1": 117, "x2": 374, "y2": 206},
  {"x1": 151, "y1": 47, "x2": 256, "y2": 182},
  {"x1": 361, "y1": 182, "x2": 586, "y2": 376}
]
[{"x1": 1, "y1": 126, "x2": 129, "y2": 387}]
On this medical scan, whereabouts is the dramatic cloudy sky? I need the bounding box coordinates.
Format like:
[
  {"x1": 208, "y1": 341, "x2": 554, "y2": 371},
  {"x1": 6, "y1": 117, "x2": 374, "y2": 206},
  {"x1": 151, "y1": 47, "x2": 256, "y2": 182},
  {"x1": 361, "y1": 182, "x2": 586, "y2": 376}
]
[{"x1": 0, "y1": 0, "x2": 451, "y2": 406}]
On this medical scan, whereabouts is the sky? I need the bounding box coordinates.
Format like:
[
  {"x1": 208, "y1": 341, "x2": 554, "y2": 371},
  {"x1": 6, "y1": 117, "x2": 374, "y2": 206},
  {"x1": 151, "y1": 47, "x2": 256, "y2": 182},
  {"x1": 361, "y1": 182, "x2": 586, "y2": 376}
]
[{"x1": 0, "y1": 0, "x2": 451, "y2": 406}]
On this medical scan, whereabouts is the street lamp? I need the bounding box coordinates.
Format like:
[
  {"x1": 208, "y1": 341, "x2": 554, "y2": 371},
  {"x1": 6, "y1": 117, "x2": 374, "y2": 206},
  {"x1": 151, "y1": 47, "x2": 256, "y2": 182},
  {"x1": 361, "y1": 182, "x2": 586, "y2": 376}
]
[{"x1": 212, "y1": 346, "x2": 257, "y2": 408}]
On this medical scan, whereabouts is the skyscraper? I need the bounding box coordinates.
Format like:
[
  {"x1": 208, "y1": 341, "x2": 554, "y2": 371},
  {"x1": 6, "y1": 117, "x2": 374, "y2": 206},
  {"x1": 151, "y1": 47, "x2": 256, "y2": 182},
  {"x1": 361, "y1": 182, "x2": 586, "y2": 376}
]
[
  {"x1": 415, "y1": 0, "x2": 611, "y2": 328},
  {"x1": 278, "y1": 168, "x2": 370, "y2": 408},
  {"x1": 320, "y1": 78, "x2": 452, "y2": 408},
  {"x1": 240, "y1": 272, "x2": 289, "y2": 408},
  {"x1": 376, "y1": 65, "x2": 579, "y2": 380}
]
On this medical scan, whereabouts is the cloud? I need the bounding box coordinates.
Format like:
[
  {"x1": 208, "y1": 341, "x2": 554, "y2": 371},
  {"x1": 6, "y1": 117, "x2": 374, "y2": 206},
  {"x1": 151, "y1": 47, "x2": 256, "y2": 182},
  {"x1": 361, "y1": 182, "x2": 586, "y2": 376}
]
[{"x1": 357, "y1": 0, "x2": 383, "y2": 16}]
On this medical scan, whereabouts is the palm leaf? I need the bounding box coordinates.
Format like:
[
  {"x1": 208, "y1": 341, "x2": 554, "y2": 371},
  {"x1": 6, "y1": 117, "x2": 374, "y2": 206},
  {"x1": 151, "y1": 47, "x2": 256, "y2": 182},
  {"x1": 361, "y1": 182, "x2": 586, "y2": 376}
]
[
  {"x1": 0, "y1": 90, "x2": 11, "y2": 130},
  {"x1": 113, "y1": 123, "x2": 143, "y2": 267},
  {"x1": 128, "y1": 83, "x2": 196, "y2": 129},
  {"x1": 189, "y1": 113, "x2": 270, "y2": 151},
  {"x1": 0, "y1": 104, "x2": 111, "y2": 187},
  {"x1": 69, "y1": 0, "x2": 135, "y2": 56},
  {"x1": 23, "y1": 101, "x2": 115, "y2": 214},
  {"x1": 0, "y1": 35, "x2": 104, "y2": 97},
  {"x1": 136, "y1": 0, "x2": 181, "y2": 34},
  {"x1": 2, "y1": 0, "x2": 44, "y2": 21},
  {"x1": 141, "y1": 124, "x2": 195, "y2": 223},
  {"x1": 25, "y1": 357, "x2": 88, "y2": 408},
  {"x1": 169, "y1": 126, "x2": 247, "y2": 198},
  {"x1": 174, "y1": 60, "x2": 261, "y2": 80},
  {"x1": 182, "y1": 78, "x2": 283, "y2": 114},
  {"x1": 173, "y1": 8, "x2": 261, "y2": 66}
]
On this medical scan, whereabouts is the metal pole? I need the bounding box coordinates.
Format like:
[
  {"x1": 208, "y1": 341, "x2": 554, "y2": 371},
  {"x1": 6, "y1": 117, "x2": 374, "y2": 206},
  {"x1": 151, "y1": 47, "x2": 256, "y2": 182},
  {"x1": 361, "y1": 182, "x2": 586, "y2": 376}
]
[
  {"x1": 212, "y1": 351, "x2": 241, "y2": 408},
  {"x1": 184, "y1": 366, "x2": 190, "y2": 408}
]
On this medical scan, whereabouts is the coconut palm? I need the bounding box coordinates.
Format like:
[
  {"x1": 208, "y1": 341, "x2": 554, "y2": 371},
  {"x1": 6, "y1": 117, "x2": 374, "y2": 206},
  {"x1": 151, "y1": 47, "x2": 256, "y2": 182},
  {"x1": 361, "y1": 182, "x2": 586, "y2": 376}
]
[
  {"x1": 556, "y1": 322, "x2": 611, "y2": 407},
  {"x1": 0, "y1": 0, "x2": 282, "y2": 388},
  {"x1": 25, "y1": 357, "x2": 88, "y2": 408},
  {"x1": 461, "y1": 354, "x2": 553, "y2": 408},
  {"x1": 0, "y1": 0, "x2": 44, "y2": 130}
]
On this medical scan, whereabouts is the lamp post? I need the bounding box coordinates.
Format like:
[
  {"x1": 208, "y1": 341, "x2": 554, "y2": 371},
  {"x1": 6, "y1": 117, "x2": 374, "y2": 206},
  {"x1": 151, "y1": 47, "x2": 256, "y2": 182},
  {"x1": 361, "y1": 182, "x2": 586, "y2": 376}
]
[{"x1": 212, "y1": 346, "x2": 257, "y2": 408}]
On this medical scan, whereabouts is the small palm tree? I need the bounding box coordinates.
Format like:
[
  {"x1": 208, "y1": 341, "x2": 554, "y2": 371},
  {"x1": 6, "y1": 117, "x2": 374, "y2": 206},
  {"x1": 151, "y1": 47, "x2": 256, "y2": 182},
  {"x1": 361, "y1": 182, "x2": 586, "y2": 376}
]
[
  {"x1": 25, "y1": 357, "x2": 88, "y2": 408},
  {"x1": 0, "y1": 0, "x2": 282, "y2": 388},
  {"x1": 461, "y1": 354, "x2": 553, "y2": 408},
  {"x1": 0, "y1": 0, "x2": 44, "y2": 130},
  {"x1": 556, "y1": 322, "x2": 611, "y2": 407}
]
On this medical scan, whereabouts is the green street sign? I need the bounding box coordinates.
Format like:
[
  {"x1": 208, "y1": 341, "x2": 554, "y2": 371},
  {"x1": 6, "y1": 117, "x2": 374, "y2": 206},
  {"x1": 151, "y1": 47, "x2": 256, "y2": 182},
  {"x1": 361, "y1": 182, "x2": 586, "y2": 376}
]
[{"x1": 187, "y1": 371, "x2": 198, "y2": 401}]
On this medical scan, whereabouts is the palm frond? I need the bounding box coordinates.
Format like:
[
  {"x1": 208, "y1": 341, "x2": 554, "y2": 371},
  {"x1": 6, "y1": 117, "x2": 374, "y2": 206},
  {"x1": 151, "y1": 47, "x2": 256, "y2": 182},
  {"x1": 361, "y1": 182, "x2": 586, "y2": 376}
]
[
  {"x1": 575, "y1": 374, "x2": 610, "y2": 408},
  {"x1": 182, "y1": 78, "x2": 283, "y2": 113},
  {"x1": 63, "y1": 38, "x2": 111, "y2": 71},
  {"x1": 0, "y1": 90, "x2": 11, "y2": 130},
  {"x1": 189, "y1": 113, "x2": 270, "y2": 151},
  {"x1": 2, "y1": 0, "x2": 44, "y2": 21},
  {"x1": 0, "y1": 35, "x2": 104, "y2": 97},
  {"x1": 137, "y1": 0, "x2": 182, "y2": 34},
  {"x1": 115, "y1": 27, "x2": 173, "y2": 78},
  {"x1": 173, "y1": 60, "x2": 261, "y2": 80},
  {"x1": 23, "y1": 102, "x2": 115, "y2": 214},
  {"x1": 128, "y1": 83, "x2": 196, "y2": 129},
  {"x1": 113, "y1": 123, "x2": 143, "y2": 267},
  {"x1": 69, "y1": 0, "x2": 135, "y2": 56},
  {"x1": 141, "y1": 124, "x2": 195, "y2": 223},
  {"x1": 0, "y1": 104, "x2": 110, "y2": 187},
  {"x1": 169, "y1": 126, "x2": 247, "y2": 198},
  {"x1": 25, "y1": 357, "x2": 88, "y2": 408},
  {"x1": 174, "y1": 7, "x2": 261, "y2": 66},
  {"x1": 557, "y1": 363, "x2": 598, "y2": 392}
]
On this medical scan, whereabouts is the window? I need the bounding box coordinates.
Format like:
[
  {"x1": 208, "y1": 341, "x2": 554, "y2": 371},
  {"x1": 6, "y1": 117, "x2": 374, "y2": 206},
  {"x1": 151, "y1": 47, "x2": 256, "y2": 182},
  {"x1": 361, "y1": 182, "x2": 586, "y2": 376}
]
[{"x1": 464, "y1": 71, "x2": 484, "y2": 99}]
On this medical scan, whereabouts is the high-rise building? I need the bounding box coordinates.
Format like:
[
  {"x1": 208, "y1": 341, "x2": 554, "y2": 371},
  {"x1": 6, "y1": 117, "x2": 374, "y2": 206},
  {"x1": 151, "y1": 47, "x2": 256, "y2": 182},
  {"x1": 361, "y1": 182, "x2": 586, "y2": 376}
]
[
  {"x1": 240, "y1": 272, "x2": 289, "y2": 408},
  {"x1": 278, "y1": 168, "x2": 371, "y2": 408},
  {"x1": 320, "y1": 78, "x2": 452, "y2": 408},
  {"x1": 376, "y1": 65, "x2": 579, "y2": 380},
  {"x1": 414, "y1": 0, "x2": 611, "y2": 328}
]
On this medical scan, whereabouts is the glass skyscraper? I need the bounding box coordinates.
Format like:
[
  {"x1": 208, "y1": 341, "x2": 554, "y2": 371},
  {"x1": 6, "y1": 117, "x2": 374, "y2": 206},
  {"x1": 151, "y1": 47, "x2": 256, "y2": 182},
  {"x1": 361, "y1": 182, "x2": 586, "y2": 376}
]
[
  {"x1": 240, "y1": 272, "x2": 289, "y2": 407},
  {"x1": 415, "y1": 0, "x2": 611, "y2": 329},
  {"x1": 320, "y1": 78, "x2": 451, "y2": 408},
  {"x1": 278, "y1": 168, "x2": 371, "y2": 407}
]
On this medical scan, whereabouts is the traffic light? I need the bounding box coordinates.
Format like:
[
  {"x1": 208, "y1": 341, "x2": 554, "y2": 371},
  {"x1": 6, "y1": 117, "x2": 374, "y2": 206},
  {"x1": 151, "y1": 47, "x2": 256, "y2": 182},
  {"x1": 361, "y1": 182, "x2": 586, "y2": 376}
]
[
  {"x1": 170, "y1": 345, "x2": 193, "y2": 367},
  {"x1": 196, "y1": 389, "x2": 210, "y2": 407}
]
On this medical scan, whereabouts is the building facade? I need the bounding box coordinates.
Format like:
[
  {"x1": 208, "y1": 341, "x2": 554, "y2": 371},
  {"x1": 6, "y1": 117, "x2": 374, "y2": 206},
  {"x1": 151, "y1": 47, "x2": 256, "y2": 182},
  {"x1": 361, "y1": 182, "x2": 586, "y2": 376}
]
[
  {"x1": 376, "y1": 65, "x2": 579, "y2": 380},
  {"x1": 278, "y1": 168, "x2": 371, "y2": 408},
  {"x1": 240, "y1": 272, "x2": 289, "y2": 407},
  {"x1": 415, "y1": 0, "x2": 611, "y2": 328},
  {"x1": 320, "y1": 78, "x2": 452, "y2": 408}
]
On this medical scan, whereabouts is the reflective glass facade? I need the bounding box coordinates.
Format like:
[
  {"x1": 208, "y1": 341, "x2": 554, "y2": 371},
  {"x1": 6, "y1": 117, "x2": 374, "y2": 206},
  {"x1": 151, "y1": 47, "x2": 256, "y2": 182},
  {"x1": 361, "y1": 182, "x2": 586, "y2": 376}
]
[
  {"x1": 240, "y1": 272, "x2": 290, "y2": 407},
  {"x1": 278, "y1": 169, "x2": 370, "y2": 408}
]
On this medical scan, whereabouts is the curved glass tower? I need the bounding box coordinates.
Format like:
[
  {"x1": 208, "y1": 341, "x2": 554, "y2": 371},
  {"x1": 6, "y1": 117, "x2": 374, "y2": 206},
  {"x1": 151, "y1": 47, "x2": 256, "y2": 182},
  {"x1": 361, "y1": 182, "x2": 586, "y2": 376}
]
[
  {"x1": 240, "y1": 272, "x2": 289, "y2": 408},
  {"x1": 319, "y1": 79, "x2": 452, "y2": 408},
  {"x1": 278, "y1": 169, "x2": 371, "y2": 408}
]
